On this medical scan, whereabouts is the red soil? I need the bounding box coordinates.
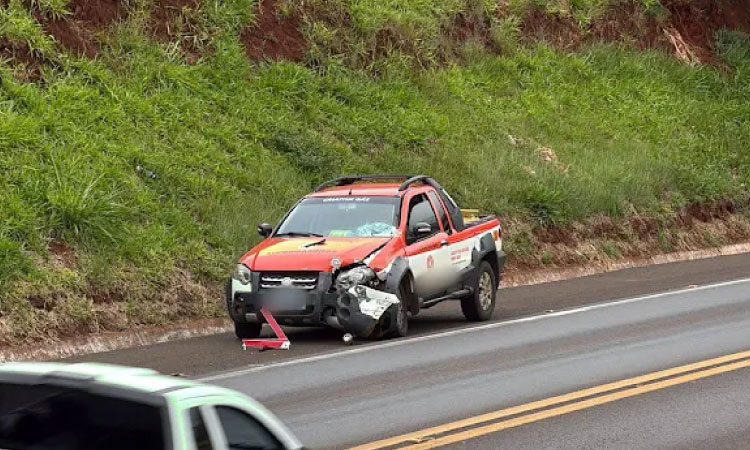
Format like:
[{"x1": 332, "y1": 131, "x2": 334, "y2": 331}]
[
  {"x1": 149, "y1": 0, "x2": 203, "y2": 63},
  {"x1": 41, "y1": 0, "x2": 127, "y2": 58},
  {"x1": 49, "y1": 240, "x2": 76, "y2": 269},
  {"x1": 589, "y1": 1, "x2": 671, "y2": 52},
  {"x1": 520, "y1": 0, "x2": 750, "y2": 64},
  {"x1": 240, "y1": 0, "x2": 307, "y2": 62},
  {"x1": 151, "y1": 0, "x2": 201, "y2": 39},
  {"x1": 0, "y1": 38, "x2": 44, "y2": 81},
  {"x1": 445, "y1": 10, "x2": 499, "y2": 56},
  {"x1": 661, "y1": 0, "x2": 750, "y2": 63}
]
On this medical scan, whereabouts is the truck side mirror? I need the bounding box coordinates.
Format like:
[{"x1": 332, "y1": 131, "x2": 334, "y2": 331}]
[
  {"x1": 257, "y1": 223, "x2": 273, "y2": 238},
  {"x1": 412, "y1": 222, "x2": 433, "y2": 239}
]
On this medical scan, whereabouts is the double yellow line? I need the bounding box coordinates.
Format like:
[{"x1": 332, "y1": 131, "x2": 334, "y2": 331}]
[{"x1": 348, "y1": 349, "x2": 750, "y2": 450}]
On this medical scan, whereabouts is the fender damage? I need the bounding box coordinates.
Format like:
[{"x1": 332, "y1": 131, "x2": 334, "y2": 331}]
[{"x1": 335, "y1": 285, "x2": 400, "y2": 337}]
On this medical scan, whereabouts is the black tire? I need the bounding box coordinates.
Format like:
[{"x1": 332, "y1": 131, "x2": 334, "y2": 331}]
[
  {"x1": 384, "y1": 279, "x2": 411, "y2": 338},
  {"x1": 461, "y1": 260, "x2": 497, "y2": 321},
  {"x1": 234, "y1": 321, "x2": 262, "y2": 339}
]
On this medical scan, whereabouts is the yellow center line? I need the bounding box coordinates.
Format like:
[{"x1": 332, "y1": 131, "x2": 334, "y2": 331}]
[
  {"x1": 347, "y1": 349, "x2": 750, "y2": 450},
  {"x1": 395, "y1": 358, "x2": 750, "y2": 450}
]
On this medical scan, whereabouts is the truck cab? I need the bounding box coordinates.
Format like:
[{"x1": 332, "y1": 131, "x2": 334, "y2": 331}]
[{"x1": 228, "y1": 175, "x2": 505, "y2": 340}]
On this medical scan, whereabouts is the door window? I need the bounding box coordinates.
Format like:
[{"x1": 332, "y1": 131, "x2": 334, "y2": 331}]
[
  {"x1": 189, "y1": 407, "x2": 214, "y2": 450},
  {"x1": 427, "y1": 191, "x2": 452, "y2": 234},
  {"x1": 215, "y1": 406, "x2": 283, "y2": 450},
  {"x1": 406, "y1": 194, "x2": 440, "y2": 244}
]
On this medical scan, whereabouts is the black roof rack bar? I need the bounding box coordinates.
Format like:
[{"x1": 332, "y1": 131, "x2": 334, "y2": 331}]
[
  {"x1": 315, "y1": 174, "x2": 416, "y2": 192},
  {"x1": 398, "y1": 175, "x2": 433, "y2": 191}
]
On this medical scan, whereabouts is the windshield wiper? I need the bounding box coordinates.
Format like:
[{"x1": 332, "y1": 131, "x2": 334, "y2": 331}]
[
  {"x1": 275, "y1": 231, "x2": 324, "y2": 238},
  {"x1": 303, "y1": 238, "x2": 327, "y2": 248}
]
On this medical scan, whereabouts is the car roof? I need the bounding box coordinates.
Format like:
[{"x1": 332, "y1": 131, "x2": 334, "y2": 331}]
[
  {"x1": 309, "y1": 182, "x2": 431, "y2": 197},
  {"x1": 0, "y1": 362, "x2": 228, "y2": 397}
]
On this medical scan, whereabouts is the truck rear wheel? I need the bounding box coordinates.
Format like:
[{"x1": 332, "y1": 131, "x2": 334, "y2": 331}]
[
  {"x1": 461, "y1": 261, "x2": 497, "y2": 321},
  {"x1": 234, "y1": 321, "x2": 262, "y2": 340}
]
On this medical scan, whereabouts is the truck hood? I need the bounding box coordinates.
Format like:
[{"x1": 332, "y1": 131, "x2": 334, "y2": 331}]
[{"x1": 240, "y1": 237, "x2": 390, "y2": 272}]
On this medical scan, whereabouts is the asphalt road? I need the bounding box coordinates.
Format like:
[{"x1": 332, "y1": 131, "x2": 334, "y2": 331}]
[
  {"x1": 203, "y1": 275, "x2": 750, "y2": 449},
  {"x1": 443, "y1": 366, "x2": 750, "y2": 450},
  {"x1": 66, "y1": 252, "x2": 750, "y2": 377}
]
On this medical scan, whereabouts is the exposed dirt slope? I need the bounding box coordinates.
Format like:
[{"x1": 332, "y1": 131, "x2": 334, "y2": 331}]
[
  {"x1": 40, "y1": 0, "x2": 126, "y2": 58},
  {"x1": 0, "y1": 38, "x2": 44, "y2": 81},
  {"x1": 6, "y1": 0, "x2": 749, "y2": 66},
  {"x1": 521, "y1": 0, "x2": 750, "y2": 64},
  {"x1": 149, "y1": 0, "x2": 204, "y2": 63},
  {"x1": 237, "y1": 0, "x2": 750, "y2": 65},
  {"x1": 241, "y1": 0, "x2": 306, "y2": 62},
  {"x1": 150, "y1": 0, "x2": 200, "y2": 39},
  {"x1": 515, "y1": 199, "x2": 750, "y2": 269}
]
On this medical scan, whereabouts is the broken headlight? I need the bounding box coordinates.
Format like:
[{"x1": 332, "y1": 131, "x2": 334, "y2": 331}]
[
  {"x1": 232, "y1": 264, "x2": 253, "y2": 285},
  {"x1": 335, "y1": 266, "x2": 375, "y2": 291}
]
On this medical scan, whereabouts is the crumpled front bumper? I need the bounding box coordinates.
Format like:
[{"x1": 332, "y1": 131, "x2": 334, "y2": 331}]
[
  {"x1": 225, "y1": 274, "x2": 399, "y2": 337},
  {"x1": 226, "y1": 273, "x2": 337, "y2": 326},
  {"x1": 335, "y1": 286, "x2": 400, "y2": 337}
]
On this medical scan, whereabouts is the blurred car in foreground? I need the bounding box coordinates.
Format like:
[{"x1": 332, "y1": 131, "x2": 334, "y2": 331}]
[{"x1": 0, "y1": 362, "x2": 303, "y2": 450}]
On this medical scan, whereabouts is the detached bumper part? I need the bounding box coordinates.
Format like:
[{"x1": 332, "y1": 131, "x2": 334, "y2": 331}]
[
  {"x1": 336, "y1": 286, "x2": 399, "y2": 337},
  {"x1": 351, "y1": 286, "x2": 399, "y2": 320}
]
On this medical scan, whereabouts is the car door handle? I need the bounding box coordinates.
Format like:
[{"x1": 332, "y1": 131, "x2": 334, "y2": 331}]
[{"x1": 440, "y1": 240, "x2": 449, "y2": 247}]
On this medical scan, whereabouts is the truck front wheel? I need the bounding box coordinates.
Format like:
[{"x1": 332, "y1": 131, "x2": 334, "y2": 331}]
[
  {"x1": 384, "y1": 277, "x2": 411, "y2": 338},
  {"x1": 461, "y1": 261, "x2": 497, "y2": 321},
  {"x1": 234, "y1": 321, "x2": 262, "y2": 339}
]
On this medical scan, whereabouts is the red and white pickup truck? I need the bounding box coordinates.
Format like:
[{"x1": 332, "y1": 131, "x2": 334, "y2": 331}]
[{"x1": 226, "y1": 175, "x2": 506, "y2": 340}]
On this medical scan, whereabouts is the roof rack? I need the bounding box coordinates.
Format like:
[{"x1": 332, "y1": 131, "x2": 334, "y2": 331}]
[
  {"x1": 314, "y1": 174, "x2": 417, "y2": 192},
  {"x1": 398, "y1": 175, "x2": 433, "y2": 191}
]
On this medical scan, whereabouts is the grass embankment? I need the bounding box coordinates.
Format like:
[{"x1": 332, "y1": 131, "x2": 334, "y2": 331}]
[{"x1": 1, "y1": 0, "x2": 749, "y2": 345}]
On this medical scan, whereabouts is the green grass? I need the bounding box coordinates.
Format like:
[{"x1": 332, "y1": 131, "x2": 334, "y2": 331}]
[
  {"x1": 0, "y1": 0, "x2": 56, "y2": 53},
  {"x1": 0, "y1": 0, "x2": 749, "y2": 343},
  {"x1": 28, "y1": 0, "x2": 70, "y2": 19}
]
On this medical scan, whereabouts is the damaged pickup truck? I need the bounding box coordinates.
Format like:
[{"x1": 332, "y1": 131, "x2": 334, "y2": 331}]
[{"x1": 226, "y1": 175, "x2": 506, "y2": 340}]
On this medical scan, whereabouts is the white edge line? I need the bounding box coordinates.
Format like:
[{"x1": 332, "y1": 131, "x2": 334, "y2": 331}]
[{"x1": 198, "y1": 277, "x2": 750, "y2": 382}]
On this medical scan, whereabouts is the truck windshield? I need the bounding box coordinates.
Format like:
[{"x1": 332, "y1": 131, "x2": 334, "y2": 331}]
[{"x1": 276, "y1": 196, "x2": 399, "y2": 238}]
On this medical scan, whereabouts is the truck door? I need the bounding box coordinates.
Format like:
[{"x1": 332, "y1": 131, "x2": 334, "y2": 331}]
[
  {"x1": 404, "y1": 193, "x2": 453, "y2": 299},
  {"x1": 427, "y1": 190, "x2": 472, "y2": 275}
]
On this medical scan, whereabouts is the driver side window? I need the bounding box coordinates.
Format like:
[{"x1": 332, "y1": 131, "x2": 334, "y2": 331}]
[
  {"x1": 214, "y1": 406, "x2": 283, "y2": 450},
  {"x1": 406, "y1": 194, "x2": 439, "y2": 244}
]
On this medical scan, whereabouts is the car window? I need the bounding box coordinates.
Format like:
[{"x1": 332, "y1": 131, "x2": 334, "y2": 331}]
[
  {"x1": 215, "y1": 406, "x2": 283, "y2": 450},
  {"x1": 407, "y1": 194, "x2": 439, "y2": 244},
  {"x1": 189, "y1": 407, "x2": 215, "y2": 450},
  {"x1": 427, "y1": 191, "x2": 452, "y2": 234},
  {"x1": 0, "y1": 383, "x2": 166, "y2": 450}
]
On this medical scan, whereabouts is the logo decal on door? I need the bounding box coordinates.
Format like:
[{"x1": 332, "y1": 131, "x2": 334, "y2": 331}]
[{"x1": 426, "y1": 255, "x2": 435, "y2": 270}]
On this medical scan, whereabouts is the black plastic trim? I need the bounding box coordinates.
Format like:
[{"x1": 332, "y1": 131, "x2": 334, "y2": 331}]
[
  {"x1": 315, "y1": 174, "x2": 417, "y2": 192},
  {"x1": 384, "y1": 257, "x2": 411, "y2": 295}
]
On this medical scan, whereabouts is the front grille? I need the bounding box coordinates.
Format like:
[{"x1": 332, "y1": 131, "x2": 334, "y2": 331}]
[{"x1": 260, "y1": 272, "x2": 319, "y2": 290}]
